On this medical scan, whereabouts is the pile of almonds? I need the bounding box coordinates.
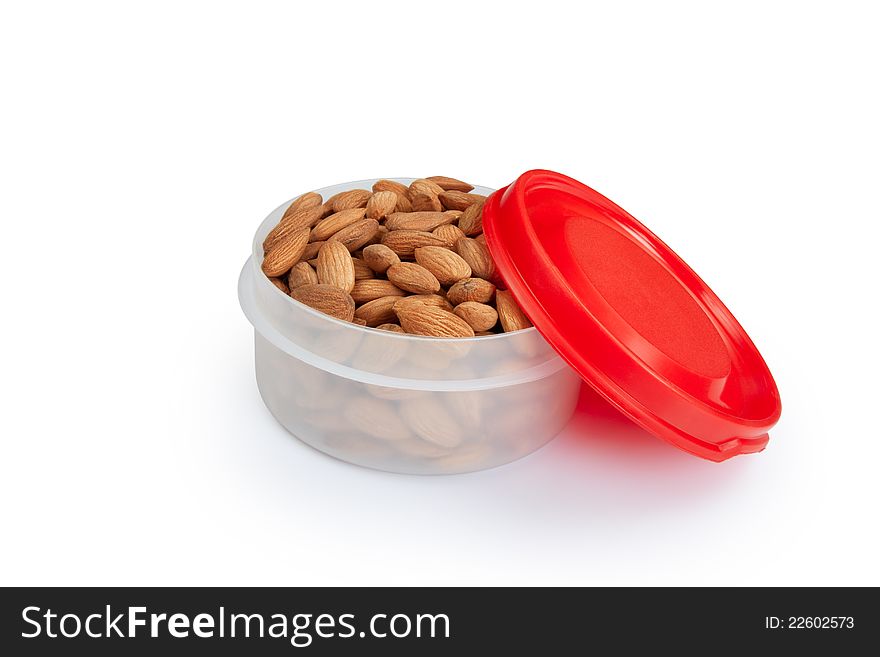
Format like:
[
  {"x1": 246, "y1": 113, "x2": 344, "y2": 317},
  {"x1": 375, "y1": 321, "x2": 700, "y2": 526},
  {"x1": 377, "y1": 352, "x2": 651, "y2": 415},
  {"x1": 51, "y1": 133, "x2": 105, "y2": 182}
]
[{"x1": 261, "y1": 176, "x2": 533, "y2": 338}]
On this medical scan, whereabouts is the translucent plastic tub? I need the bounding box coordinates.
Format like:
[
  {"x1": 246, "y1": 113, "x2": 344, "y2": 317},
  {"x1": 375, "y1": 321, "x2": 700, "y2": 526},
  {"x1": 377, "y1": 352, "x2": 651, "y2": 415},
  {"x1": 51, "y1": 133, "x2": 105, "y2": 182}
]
[{"x1": 238, "y1": 179, "x2": 581, "y2": 474}]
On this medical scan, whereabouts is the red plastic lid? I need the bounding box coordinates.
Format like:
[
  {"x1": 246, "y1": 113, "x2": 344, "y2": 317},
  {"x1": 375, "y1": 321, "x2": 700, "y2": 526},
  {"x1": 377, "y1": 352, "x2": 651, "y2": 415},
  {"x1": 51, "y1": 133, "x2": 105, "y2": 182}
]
[{"x1": 482, "y1": 170, "x2": 781, "y2": 461}]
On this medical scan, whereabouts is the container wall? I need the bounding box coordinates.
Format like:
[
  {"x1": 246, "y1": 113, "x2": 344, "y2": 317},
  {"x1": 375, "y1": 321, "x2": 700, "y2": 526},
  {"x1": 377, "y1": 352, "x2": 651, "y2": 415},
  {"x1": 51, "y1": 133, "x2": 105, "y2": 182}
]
[{"x1": 254, "y1": 334, "x2": 581, "y2": 475}]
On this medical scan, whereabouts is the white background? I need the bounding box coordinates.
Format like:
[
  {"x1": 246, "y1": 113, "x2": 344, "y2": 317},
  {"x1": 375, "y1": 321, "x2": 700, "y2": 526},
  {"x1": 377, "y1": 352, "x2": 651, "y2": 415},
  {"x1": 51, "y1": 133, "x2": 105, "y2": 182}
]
[{"x1": 1, "y1": 1, "x2": 878, "y2": 586}]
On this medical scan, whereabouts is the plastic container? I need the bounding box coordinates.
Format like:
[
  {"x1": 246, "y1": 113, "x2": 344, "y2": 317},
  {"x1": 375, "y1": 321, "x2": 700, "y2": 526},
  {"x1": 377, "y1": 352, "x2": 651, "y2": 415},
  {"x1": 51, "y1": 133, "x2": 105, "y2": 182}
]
[{"x1": 239, "y1": 178, "x2": 581, "y2": 474}]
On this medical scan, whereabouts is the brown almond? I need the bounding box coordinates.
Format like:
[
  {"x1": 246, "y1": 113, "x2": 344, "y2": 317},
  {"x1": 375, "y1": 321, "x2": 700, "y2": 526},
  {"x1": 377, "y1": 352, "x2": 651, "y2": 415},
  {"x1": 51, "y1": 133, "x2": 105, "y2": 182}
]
[
  {"x1": 425, "y1": 176, "x2": 474, "y2": 192},
  {"x1": 453, "y1": 301, "x2": 498, "y2": 332},
  {"x1": 439, "y1": 190, "x2": 486, "y2": 211},
  {"x1": 281, "y1": 191, "x2": 323, "y2": 220},
  {"x1": 290, "y1": 284, "x2": 356, "y2": 322},
  {"x1": 458, "y1": 200, "x2": 485, "y2": 236},
  {"x1": 329, "y1": 189, "x2": 372, "y2": 212},
  {"x1": 269, "y1": 277, "x2": 290, "y2": 294},
  {"x1": 355, "y1": 295, "x2": 401, "y2": 327},
  {"x1": 414, "y1": 246, "x2": 472, "y2": 286},
  {"x1": 287, "y1": 261, "x2": 318, "y2": 289},
  {"x1": 394, "y1": 194, "x2": 413, "y2": 213},
  {"x1": 474, "y1": 233, "x2": 487, "y2": 245},
  {"x1": 496, "y1": 289, "x2": 533, "y2": 332},
  {"x1": 301, "y1": 240, "x2": 324, "y2": 261},
  {"x1": 409, "y1": 178, "x2": 445, "y2": 197},
  {"x1": 261, "y1": 227, "x2": 310, "y2": 277},
  {"x1": 352, "y1": 317, "x2": 368, "y2": 326},
  {"x1": 381, "y1": 230, "x2": 448, "y2": 258},
  {"x1": 310, "y1": 208, "x2": 367, "y2": 242},
  {"x1": 262, "y1": 205, "x2": 325, "y2": 253},
  {"x1": 343, "y1": 397, "x2": 411, "y2": 441},
  {"x1": 432, "y1": 224, "x2": 466, "y2": 246},
  {"x1": 350, "y1": 279, "x2": 406, "y2": 304},
  {"x1": 316, "y1": 241, "x2": 355, "y2": 293},
  {"x1": 387, "y1": 262, "x2": 441, "y2": 295},
  {"x1": 410, "y1": 192, "x2": 443, "y2": 212},
  {"x1": 385, "y1": 211, "x2": 457, "y2": 232},
  {"x1": 365, "y1": 190, "x2": 398, "y2": 220},
  {"x1": 372, "y1": 179, "x2": 411, "y2": 200},
  {"x1": 393, "y1": 294, "x2": 453, "y2": 313},
  {"x1": 328, "y1": 218, "x2": 380, "y2": 252},
  {"x1": 362, "y1": 243, "x2": 401, "y2": 273},
  {"x1": 366, "y1": 224, "x2": 388, "y2": 247},
  {"x1": 351, "y1": 257, "x2": 374, "y2": 280},
  {"x1": 376, "y1": 323, "x2": 404, "y2": 333},
  {"x1": 397, "y1": 305, "x2": 475, "y2": 338},
  {"x1": 454, "y1": 237, "x2": 495, "y2": 280},
  {"x1": 447, "y1": 277, "x2": 496, "y2": 305}
]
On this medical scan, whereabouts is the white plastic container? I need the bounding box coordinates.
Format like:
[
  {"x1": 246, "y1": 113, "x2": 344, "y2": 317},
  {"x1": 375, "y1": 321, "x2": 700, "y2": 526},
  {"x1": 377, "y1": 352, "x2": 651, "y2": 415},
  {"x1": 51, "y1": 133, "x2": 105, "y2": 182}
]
[{"x1": 238, "y1": 179, "x2": 581, "y2": 474}]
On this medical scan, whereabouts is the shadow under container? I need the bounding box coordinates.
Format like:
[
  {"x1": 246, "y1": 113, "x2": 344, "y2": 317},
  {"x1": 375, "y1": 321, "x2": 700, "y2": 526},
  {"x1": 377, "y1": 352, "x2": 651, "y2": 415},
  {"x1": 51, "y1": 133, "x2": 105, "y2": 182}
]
[{"x1": 239, "y1": 179, "x2": 581, "y2": 474}]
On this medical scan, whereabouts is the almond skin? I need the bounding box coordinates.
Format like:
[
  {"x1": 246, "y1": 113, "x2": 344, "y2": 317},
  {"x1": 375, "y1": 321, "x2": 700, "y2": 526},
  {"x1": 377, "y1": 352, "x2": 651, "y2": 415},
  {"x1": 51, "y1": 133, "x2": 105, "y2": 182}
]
[
  {"x1": 354, "y1": 295, "x2": 402, "y2": 327},
  {"x1": 316, "y1": 240, "x2": 355, "y2": 293},
  {"x1": 397, "y1": 305, "x2": 475, "y2": 338},
  {"x1": 394, "y1": 194, "x2": 413, "y2": 213},
  {"x1": 387, "y1": 262, "x2": 441, "y2": 295},
  {"x1": 287, "y1": 261, "x2": 318, "y2": 289},
  {"x1": 410, "y1": 192, "x2": 443, "y2": 212},
  {"x1": 301, "y1": 240, "x2": 324, "y2": 261},
  {"x1": 432, "y1": 224, "x2": 466, "y2": 246},
  {"x1": 376, "y1": 323, "x2": 405, "y2": 333},
  {"x1": 457, "y1": 200, "x2": 485, "y2": 236},
  {"x1": 409, "y1": 178, "x2": 445, "y2": 197},
  {"x1": 328, "y1": 218, "x2": 380, "y2": 252},
  {"x1": 365, "y1": 190, "x2": 398, "y2": 220},
  {"x1": 385, "y1": 211, "x2": 458, "y2": 232},
  {"x1": 496, "y1": 289, "x2": 533, "y2": 332},
  {"x1": 414, "y1": 246, "x2": 472, "y2": 285},
  {"x1": 329, "y1": 189, "x2": 372, "y2": 212},
  {"x1": 282, "y1": 191, "x2": 323, "y2": 219},
  {"x1": 290, "y1": 283, "x2": 356, "y2": 322},
  {"x1": 439, "y1": 190, "x2": 486, "y2": 211},
  {"x1": 372, "y1": 179, "x2": 411, "y2": 199},
  {"x1": 393, "y1": 294, "x2": 454, "y2": 313},
  {"x1": 269, "y1": 277, "x2": 290, "y2": 294},
  {"x1": 262, "y1": 205, "x2": 325, "y2": 253},
  {"x1": 351, "y1": 257, "x2": 374, "y2": 280},
  {"x1": 454, "y1": 237, "x2": 495, "y2": 280},
  {"x1": 446, "y1": 277, "x2": 496, "y2": 305},
  {"x1": 310, "y1": 208, "x2": 367, "y2": 242},
  {"x1": 381, "y1": 230, "x2": 448, "y2": 258},
  {"x1": 261, "y1": 226, "x2": 310, "y2": 277},
  {"x1": 362, "y1": 243, "x2": 401, "y2": 273},
  {"x1": 425, "y1": 176, "x2": 474, "y2": 192},
  {"x1": 453, "y1": 301, "x2": 498, "y2": 332},
  {"x1": 350, "y1": 279, "x2": 406, "y2": 304}
]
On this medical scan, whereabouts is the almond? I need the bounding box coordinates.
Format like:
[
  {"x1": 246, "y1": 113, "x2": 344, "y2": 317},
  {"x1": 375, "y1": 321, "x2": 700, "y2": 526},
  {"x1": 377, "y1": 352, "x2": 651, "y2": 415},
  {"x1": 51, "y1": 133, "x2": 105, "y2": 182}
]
[
  {"x1": 365, "y1": 225, "x2": 388, "y2": 247},
  {"x1": 454, "y1": 237, "x2": 495, "y2": 280},
  {"x1": 328, "y1": 218, "x2": 380, "y2": 252},
  {"x1": 316, "y1": 240, "x2": 355, "y2": 293},
  {"x1": 372, "y1": 179, "x2": 411, "y2": 200},
  {"x1": 282, "y1": 191, "x2": 323, "y2": 219},
  {"x1": 355, "y1": 295, "x2": 402, "y2": 327},
  {"x1": 287, "y1": 261, "x2": 318, "y2": 289},
  {"x1": 394, "y1": 194, "x2": 413, "y2": 213},
  {"x1": 261, "y1": 226, "x2": 310, "y2": 277},
  {"x1": 425, "y1": 176, "x2": 474, "y2": 192},
  {"x1": 446, "y1": 277, "x2": 496, "y2": 305},
  {"x1": 376, "y1": 323, "x2": 404, "y2": 333},
  {"x1": 453, "y1": 301, "x2": 498, "y2": 332},
  {"x1": 409, "y1": 178, "x2": 445, "y2": 197},
  {"x1": 496, "y1": 289, "x2": 533, "y2": 332},
  {"x1": 414, "y1": 246, "x2": 471, "y2": 285},
  {"x1": 269, "y1": 277, "x2": 290, "y2": 294},
  {"x1": 385, "y1": 211, "x2": 457, "y2": 232},
  {"x1": 343, "y1": 397, "x2": 411, "y2": 441},
  {"x1": 400, "y1": 398, "x2": 464, "y2": 447},
  {"x1": 439, "y1": 190, "x2": 486, "y2": 211},
  {"x1": 381, "y1": 230, "x2": 448, "y2": 258},
  {"x1": 362, "y1": 243, "x2": 401, "y2": 273},
  {"x1": 393, "y1": 294, "x2": 453, "y2": 314},
  {"x1": 262, "y1": 205, "x2": 324, "y2": 253},
  {"x1": 350, "y1": 279, "x2": 406, "y2": 304},
  {"x1": 351, "y1": 257, "x2": 374, "y2": 280},
  {"x1": 301, "y1": 240, "x2": 324, "y2": 261},
  {"x1": 397, "y1": 305, "x2": 475, "y2": 338},
  {"x1": 387, "y1": 262, "x2": 441, "y2": 295},
  {"x1": 457, "y1": 200, "x2": 485, "y2": 236},
  {"x1": 329, "y1": 189, "x2": 372, "y2": 212},
  {"x1": 365, "y1": 190, "x2": 398, "y2": 220},
  {"x1": 310, "y1": 208, "x2": 367, "y2": 242},
  {"x1": 290, "y1": 283, "x2": 356, "y2": 322},
  {"x1": 432, "y1": 224, "x2": 466, "y2": 246},
  {"x1": 410, "y1": 192, "x2": 443, "y2": 212}
]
